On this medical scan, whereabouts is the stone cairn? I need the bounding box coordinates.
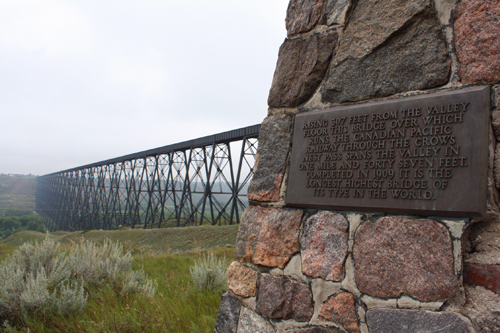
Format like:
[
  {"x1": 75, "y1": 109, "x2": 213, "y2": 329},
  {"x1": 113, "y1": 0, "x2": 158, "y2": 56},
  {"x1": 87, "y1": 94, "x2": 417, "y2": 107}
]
[{"x1": 215, "y1": 0, "x2": 500, "y2": 332}]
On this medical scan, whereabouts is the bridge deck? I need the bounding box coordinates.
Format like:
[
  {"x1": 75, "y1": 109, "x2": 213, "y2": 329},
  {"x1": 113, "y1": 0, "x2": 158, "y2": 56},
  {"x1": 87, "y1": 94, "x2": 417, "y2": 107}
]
[{"x1": 45, "y1": 124, "x2": 260, "y2": 175}]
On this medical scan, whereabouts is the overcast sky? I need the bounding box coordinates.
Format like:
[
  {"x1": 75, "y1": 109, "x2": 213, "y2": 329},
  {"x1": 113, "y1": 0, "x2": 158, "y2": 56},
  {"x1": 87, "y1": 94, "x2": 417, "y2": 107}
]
[{"x1": 0, "y1": 0, "x2": 289, "y2": 175}]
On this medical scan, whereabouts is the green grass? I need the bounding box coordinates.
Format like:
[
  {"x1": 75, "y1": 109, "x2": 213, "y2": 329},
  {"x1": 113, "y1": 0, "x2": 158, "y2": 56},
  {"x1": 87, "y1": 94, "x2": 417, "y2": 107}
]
[
  {"x1": 0, "y1": 194, "x2": 36, "y2": 211},
  {"x1": 24, "y1": 248, "x2": 233, "y2": 332},
  {"x1": 0, "y1": 224, "x2": 239, "y2": 252},
  {"x1": 0, "y1": 227, "x2": 238, "y2": 332},
  {"x1": 0, "y1": 244, "x2": 17, "y2": 261},
  {"x1": 0, "y1": 230, "x2": 55, "y2": 246}
]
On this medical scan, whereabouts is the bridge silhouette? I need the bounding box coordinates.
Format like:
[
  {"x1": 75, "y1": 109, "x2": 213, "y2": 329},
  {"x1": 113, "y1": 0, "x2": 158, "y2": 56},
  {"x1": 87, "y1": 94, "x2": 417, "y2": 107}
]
[{"x1": 36, "y1": 125, "x2": 259, "y2": 231}]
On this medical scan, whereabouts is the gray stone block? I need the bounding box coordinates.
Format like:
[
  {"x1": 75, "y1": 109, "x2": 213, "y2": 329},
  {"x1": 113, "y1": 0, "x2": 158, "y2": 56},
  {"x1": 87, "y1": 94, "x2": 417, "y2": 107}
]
[
  {"x1": 287, "y1": 326, "x2": 341, "y2": 333},
  {"x1": 268, "y1": 31, "x2": 338, "y2": 108},
  {"x1": 237, "y1": 307, "x2": 275, "y2": 333},
  {"x1": 214, "y1": 292, "x2": 242, "y2": 333},
  {"x1": 366, "y1": 309, "x2": 472, "y2": 333},
  {"x1": 286, "y1": 0, "x2": 324, "y2": 36},
  {"x1": 256, "y1": 274, "x2": 314, "y2": 322},
  {"x1": 247, "y1": 114, "x2": 293, "y2": 202},
  {"x1": 322, "y1": 7, "x2": 449, "y2": 104}
]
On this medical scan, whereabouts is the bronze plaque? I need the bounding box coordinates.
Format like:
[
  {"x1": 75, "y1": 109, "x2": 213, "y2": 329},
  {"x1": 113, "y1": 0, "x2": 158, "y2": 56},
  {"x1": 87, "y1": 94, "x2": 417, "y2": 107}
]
[{"x1": 286, "y1": 86, "x2": 490, "y2": 217}]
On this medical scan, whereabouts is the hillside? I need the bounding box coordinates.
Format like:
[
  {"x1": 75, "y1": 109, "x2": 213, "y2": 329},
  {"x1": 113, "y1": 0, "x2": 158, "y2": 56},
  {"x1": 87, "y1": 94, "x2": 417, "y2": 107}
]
[
  {"x1": 0, "y1": 174, "x2": 37, "y2": 211},
  {"x1": 0, "y1": 224, "x2": 240, "y2": 253}
]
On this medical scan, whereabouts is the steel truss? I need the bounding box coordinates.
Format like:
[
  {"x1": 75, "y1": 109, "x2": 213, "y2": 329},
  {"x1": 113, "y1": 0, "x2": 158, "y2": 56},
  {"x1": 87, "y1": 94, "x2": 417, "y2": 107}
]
[{"x1": 36, "y1": 125, "x2": 259, "y2": 231}]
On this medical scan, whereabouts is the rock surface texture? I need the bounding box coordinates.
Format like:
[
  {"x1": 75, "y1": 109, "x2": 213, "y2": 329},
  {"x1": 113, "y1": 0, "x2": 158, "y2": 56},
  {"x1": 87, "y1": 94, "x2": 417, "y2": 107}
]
[
  {"x1": 323, "y1": 0, "x2": 350, "y2": 26},
  {"x1": 301, "y1": 211, "x2": 348, "y2": 281},
  {"x1": 285, "y1": 0, "x2": 324, "y2": 36},
  {"x1": 464, "y1": 220, "x2": 500, "y2": 265},
  {"x1": 214, "y1": 293, "x2": 242, "y2": 333},
  {"x1": 495, "y1": 144, "x2": 500, "y2": 190},
  {"x1": 492, "y1": 110, "x2": 500, "y2": 139},
  {"x1": 461, "y1": 286, "x2": 500, "y2": 332},
  {"x1": 322, "y1": 6, "x2": 449, "y2": 103},
  {"x1": 333, "y1": 0, "x2": 429, "y2": 62},
  {"x1": 463, "y1": 263, "x2": 500, "y2": 295},
  {"x1": 288, "y1": 327, "x2": 342, "y2": 333},
  {"x1": 237, "y1": 307, "x2": 275, "y2": 333},
  {"x1": 256, "y1": 274, "x2": 313, "y2": 322},
  {"x1": 454, "y1": 0, "x2": 500, "y2": 83},
  {"x1": 366, "y1": 309, "x2": 472, "y2": 333},
  {"x1": 319, "y1": 292, "x2": 359, "y2": 333},
  {"x1": 234, "y1": 206, "x2": 303, "y2": 269},
  {"x1": 227, "y1": 262, "x2": 258, "y2": 297},
  {"x1": 354, "y1": 217, "x2": 459, "y2": 302},
  {"x1": 247, "y1": 114, "x2": 292, "y2": 202},
  {"x1": 268, "y1": 31, "x2": 338, "y2": 108}
]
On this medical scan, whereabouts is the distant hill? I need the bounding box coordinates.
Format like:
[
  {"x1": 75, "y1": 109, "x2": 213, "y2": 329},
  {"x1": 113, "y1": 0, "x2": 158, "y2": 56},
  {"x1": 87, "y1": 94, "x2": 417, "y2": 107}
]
[
  {"x1": 0, "y1": 174, "x2": 37, "y2": 211},
  {"x1": 0, "y1": 224, "x2": 239, "y2": 252}
]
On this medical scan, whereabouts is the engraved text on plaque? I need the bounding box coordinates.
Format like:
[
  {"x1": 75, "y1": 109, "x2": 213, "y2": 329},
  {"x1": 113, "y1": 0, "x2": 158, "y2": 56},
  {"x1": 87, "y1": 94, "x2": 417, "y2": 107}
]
[{"x1": 286, "y1": 87, "x2": 490, "y2": 217}]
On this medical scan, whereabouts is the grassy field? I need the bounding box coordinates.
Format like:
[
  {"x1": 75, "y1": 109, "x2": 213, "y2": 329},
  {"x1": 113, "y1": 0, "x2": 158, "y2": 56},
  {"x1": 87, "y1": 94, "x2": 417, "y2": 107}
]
[
  {"x1": 1, "y1": 225, "x2": 239, "y2": 252},
  {"x1": 0, "y1": 226, "x2": 240, "y2": 332}
]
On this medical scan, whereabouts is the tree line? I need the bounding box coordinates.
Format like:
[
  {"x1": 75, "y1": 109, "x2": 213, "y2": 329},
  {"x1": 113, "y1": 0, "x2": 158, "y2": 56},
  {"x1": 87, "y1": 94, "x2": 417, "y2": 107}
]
[{"x1": 0, "y1": 209, "x2": 47, "y2": 238}]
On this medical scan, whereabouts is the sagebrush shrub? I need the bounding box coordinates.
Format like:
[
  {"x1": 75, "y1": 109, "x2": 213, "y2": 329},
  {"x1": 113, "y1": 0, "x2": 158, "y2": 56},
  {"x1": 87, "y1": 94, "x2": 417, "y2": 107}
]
[
  {"x1": 66, "y1": 238, "x2": 133, "y2": 287},
  {"x1": 0, "y1": 237, "x2": 156, "y2": 325},
  {"x1": 190, "y1": 253, "x2": 227, "y2": 291}
]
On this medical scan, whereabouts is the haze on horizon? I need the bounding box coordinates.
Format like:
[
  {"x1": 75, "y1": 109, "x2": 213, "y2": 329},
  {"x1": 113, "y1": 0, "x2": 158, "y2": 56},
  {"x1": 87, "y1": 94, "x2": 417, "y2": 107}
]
[{"x1": 0, "y1": 0, "x2": 289, "y2": 176}]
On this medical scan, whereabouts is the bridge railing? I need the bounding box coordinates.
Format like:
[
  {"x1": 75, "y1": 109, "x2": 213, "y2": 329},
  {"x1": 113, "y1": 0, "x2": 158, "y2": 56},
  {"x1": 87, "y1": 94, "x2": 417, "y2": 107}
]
[{"x1": 36, "y1": 125, "x2": 260, "y2": 231}]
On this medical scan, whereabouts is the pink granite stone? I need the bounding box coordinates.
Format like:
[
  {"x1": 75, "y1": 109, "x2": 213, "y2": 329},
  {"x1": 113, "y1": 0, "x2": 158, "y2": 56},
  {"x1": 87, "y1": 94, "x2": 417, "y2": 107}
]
[
  {"x1": 353, "y1": 216, "x2": 459, "y2": 302},
  {"x1": 319, "y1": 292, "x2": 359, "y2": 333},
  {"x1": 227, "y1": 261, "x2": 258, "y2": 297},
  {"x1": 234, "y1": 206, "x2": 303, "y2": 269},
  {"x1": 455, "y1": 0, "x2": 500, "y2": 83},
  {"x1": 301, "y1": 211, "x2": 348, "y2": 281}
]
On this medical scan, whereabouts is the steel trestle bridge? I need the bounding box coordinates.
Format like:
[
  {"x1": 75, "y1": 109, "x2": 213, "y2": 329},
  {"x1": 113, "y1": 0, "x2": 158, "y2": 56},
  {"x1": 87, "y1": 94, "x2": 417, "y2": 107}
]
[{"x1": 36, "y1": 125, "x2": 260, "y2": 231}]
